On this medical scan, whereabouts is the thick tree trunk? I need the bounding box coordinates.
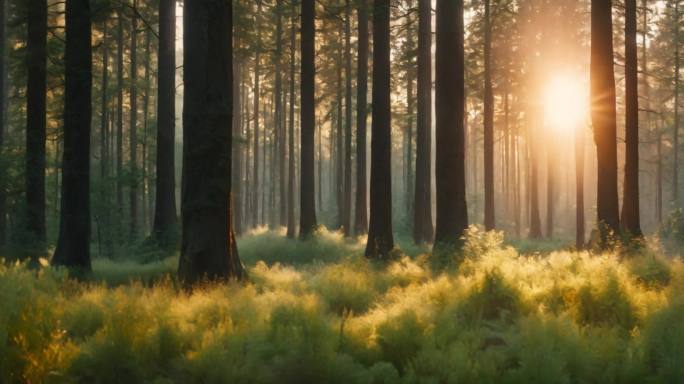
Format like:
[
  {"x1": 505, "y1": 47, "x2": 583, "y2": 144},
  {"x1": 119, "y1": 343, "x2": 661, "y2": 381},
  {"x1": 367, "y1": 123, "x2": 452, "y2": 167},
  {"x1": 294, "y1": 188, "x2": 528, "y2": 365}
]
[
  {"x1": 591, "y1": 0, "x2": 620, "y2": 237},
  {"x1": 621, "y1": 0, "x2": 641, "y2": 236},
  {"x1": 287, "y1": 8, "x2": 297, "y2": 238},
  {"x1": 0, "y1": 0, "x2": 5, "y2": 248},
  {"x1": 413, "y1": 0, "x2": 433, "y2": 244},
  {"x1": 178, "y1": 0, "x2": 244, "y2": 284},
  {"x1": 26, "y1": 0, "x2": 48, "y2": 251},
  {"x1": 366, "y1": 0, "x2": 394, "y2": 258},
  {"x1": 434, "y1": 0, "x2": 468, "y2": 250},
  {"x1": 153, "y1": 0, "x2": 178, "y2": 248},
  {"x1": 129, "y1": 0, "x2": 139, "y2": 241},
  {"x1": 233, "y1": 61, "x2": 243, "y2": 234},
  {"x1": 299, "y1": 0, "x2": 317, "y2": 238},
  {"x1": 483, "y1": 0, "x2": 495, "y2": 231},
  {"x1": 354, "y1": 0, "x2": 369, "y2": 236},
  {"x1": 52, "y1": 0, "x2": 93, "y2": 272},
  {"x1": 343, "y1": 0, "x2": 352, "y2": 237},
  {"x1": 100, "y1": 20, "x2": 113, "y2": 257}
]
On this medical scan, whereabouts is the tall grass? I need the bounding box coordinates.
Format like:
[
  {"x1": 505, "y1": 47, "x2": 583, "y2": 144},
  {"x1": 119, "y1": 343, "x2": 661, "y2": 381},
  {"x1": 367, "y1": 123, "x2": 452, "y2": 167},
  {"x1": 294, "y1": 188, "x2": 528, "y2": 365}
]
[{"x1": 1, "y1": 227, "x2": 683, "y2": 382}]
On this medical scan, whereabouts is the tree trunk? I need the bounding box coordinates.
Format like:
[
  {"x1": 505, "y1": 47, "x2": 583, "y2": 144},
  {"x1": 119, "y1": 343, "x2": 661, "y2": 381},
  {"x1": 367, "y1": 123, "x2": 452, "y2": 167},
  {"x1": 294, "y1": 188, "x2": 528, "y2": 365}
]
[
  {"x1": 546, "y1": 137, "x2": 556, "y2": 238},
  {"x1": 100, "y1": 19, "x2": 113, "y2": 257},
  {"x1": 366, "y1": 0, "x2": 394, "y2": 258},
  {"x1": 153, "y1": 0, "x2": 177, "y2": 249},
  {"x1": 116, "y1": 6, "x2": 124, "y2": 240},
  {"x1": 591, "y1": 0, "x2": 620, "y2": 237},
  {"x1": 299, "y1": 0, "x2": 317, "y2": 238},
  {"x1": 178, "y1": 0, "x2": 244, "y2": 284},
  {"x1": 483, "y1": 0, "x2": 495, "y2": 230},
  {"x1": 276, "y1": 0, "x2": 286, "y2": 228},
  {"x1": 129, "y1": 0, "x2": 139, "y2": 241},
  {"x1": 343, "y1": 0, "x2": 352, "y2": 237},
  {"x1": 528, "y1": 114, "x2": 542, "y2": 239},
  {"x1": 354, "y1": 0, "x2": 369, "y2": 236},
  {"x1": 336, "y1": 58, "x2": 344, "y2": 230},
  {"x1": 26, "y1": 0, "x2": 48, "y2": 251},
  {"x1": 0, "y1": 0, "x2": 5, "y2": 249},
  {"x1": 252, "y1": 1, "x2": 261, "y2": 227},
  {"x1": 674, "y1": 1, "x2": 680, "y2": 205},
  {"x1": 434, "y1": 0, "x2": 468, "y2": 250},
  {"x1": 233, "y1": 61, "x2": 243, "y2": 234},
  {"x1": 413, "y1": 0, "x2": 433, "y2": 244},
  {"x1": 621, "y1": 0, "x2": 641, "y2": 237},
  {"x1": 287, "y1": 6, "x2": 297, "y2": 238},
  {"x1": 576, "y1": 125, "x2": 585, "y2": 248},
  {"x1": 142, "y1": 29, "x2": 151, "y2": 235},
  {"x1": 52, "y1": 0, "x2": 93, "y2": 272}
]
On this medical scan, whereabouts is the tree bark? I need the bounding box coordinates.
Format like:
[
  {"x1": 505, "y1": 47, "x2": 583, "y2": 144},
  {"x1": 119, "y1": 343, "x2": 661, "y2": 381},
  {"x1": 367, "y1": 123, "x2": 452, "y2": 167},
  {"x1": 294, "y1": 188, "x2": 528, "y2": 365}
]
[
  {"x1": 576, "y1": 124, "x2": 585, "y2": 248},
  {"x1": 434, "y1": 0, "x2": 468, "y2": 250},
  {"x1": 483, "y1": 0, "x2": 495, "y2": 230},
  {"x1": 276, "y1": 0, "x2": 287, "y2": 228},
  {"x1": 300, "y1": 0, "x2": 317, "y2": 238},
  {"x1": 26, "y1": 0, "x2": 48, "y2": 250},
  {"x1": 129, "y1": 0, "x2": 139, "y2": 241},
  {"x1": 674, "y1": 1, "x2": 680, "y2": 204},
  {"x1": 591, "y1": 0, "x2": 620, "y2": 237},
  {"x1": 153, "y1": 0, "x2": 178, "y2": 248},
  {"x1": 343, "y1": 0, "x2": 352, "y2": 237},
  {"x1": 100, "y1": 19, "x2": 113, "y2": 257},
  {"x1": 366, "y1": 0, "x2": 394, "y2": 258},
  {"x1": 413, "y1": 0, "x2": 433, "y2": 244},
  {"x1": 52, "y1": 0, "x2": 93, "y2": 272},
  {"x1": 287, "y1": 8, "x2": 297, "y2": 238},
  {"x1": 0, "y1": 0, "x2": 5, "y2": 248},
  {"x1": 116, "y1": 6, "x2": 124, "y2": 239},
  {"x1": 354, "y1": 0, "x2": 369, "y2": 236},
  {"x1": 621, "y1": 0, "x2": 641, "y2": 236},
  {"x1": 178, "y1": 0, "x2": 244, "y2": 284},
  {"x1": 252, "y1": 1, "x2": 261, "y2": 227}
]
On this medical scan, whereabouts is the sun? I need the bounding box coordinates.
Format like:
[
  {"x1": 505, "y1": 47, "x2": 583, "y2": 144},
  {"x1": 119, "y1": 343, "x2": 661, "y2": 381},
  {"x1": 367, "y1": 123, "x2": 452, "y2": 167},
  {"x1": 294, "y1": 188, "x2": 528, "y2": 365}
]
[{"x1": 543, "y1": 73, "x2": 588, "y2": 134}]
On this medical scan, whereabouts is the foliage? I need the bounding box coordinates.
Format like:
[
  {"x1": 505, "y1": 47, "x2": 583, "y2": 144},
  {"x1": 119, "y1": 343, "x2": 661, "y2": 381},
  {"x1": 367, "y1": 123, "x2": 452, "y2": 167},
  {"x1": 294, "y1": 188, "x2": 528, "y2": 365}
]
[{"x1": 1, "y1": 232, "x2": 684, "y2": 382}]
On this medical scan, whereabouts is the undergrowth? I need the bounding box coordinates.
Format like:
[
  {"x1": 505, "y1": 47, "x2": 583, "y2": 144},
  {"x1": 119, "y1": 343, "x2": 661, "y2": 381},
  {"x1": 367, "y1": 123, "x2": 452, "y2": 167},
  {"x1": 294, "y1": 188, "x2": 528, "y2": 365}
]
[{"x1": 1, "y1": 227, "x2": 683, "y2": 383}]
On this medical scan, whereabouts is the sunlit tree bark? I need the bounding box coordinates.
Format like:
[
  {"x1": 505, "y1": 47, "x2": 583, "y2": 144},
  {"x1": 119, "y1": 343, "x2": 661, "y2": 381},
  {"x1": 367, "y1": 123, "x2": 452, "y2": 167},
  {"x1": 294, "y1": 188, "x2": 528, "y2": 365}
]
[{"x1": 354, "y1": 0, "x2": 369, "y2": 236}]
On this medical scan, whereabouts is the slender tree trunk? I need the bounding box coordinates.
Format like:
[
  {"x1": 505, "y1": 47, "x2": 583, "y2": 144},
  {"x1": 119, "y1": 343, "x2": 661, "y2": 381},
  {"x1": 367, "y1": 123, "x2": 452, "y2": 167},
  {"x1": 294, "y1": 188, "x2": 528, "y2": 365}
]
[
  {"x1": 405, "y1": 11, "x2": 415, "y2": 221},
  {"x1": 116, "y1": 6, "x2": 125, "y2": 244},
  {"x1": 52, "y1": 0, "x2": 93, "y2": 272},
  {"x1": 0, "y1": 0, "x2": 5, "y2": 248},
  {"x1": 100, "y1": 20, "x2": 112, "y2": 257},
  {"x1": 621, "y1": 0, "x2": 641, "y2": 236},
  {"x1": 26, "y1": 0, "x2": 48, "y2": 251},
  {"x1": 336, "y1": 58, "x2": 344, "y2": 229},
  {"x1": 528, "y1": 115, "x2": 542, "y2": 239},
  {"x1": 252, "y1": 2, "x2": 262, "y2": 227},
  {"x1": 354, "y1": 0, "x2": 369, "y2": 236},
  {"x1": 657, "y1": 127, "x2": 663, "y2": 223},
  {"x1": 343, "y1": 0, "x2": 353, "y2": 236},
  {"x1": 546, "y1": 137, "x2": 556, "y2": 238},
  {"x1": 153, "y1": 0, "x2": 177, "y2": 248},
  {"x1": 129, "y1": 0, "x2": 139, "y2": 241},
  {"x1": 674, "y1": 1, "x2": 680, "y2": 204},
  {"x1": 413, "y1": 0, "x2": 433, "y2": 244},
  {"x1": 300, "y1": 0, "x2": 317, "y2": 238},
  {"x1": 434, "y1": 0, "x2": 468, "y2": 250},
  {"x1": 483, "y1": 0, "x2": 495, "y2": 230},
  {"x1": 178, "y1": 0, "x2": 244, "y2": 284},
  {"x1": 287, "y1": 7, "x2": 297, "y2": 238},
  {"x1": 366, "y1": 0, "x2": 394, "y2": 258},
  {"x1": 233, "y1": 61, "x2": 243, "y2": 234},
  {"x1": 591, "y1": 0, "x2": 621, "y2": 237},
  {"x1": 576, "y1": 125, "x2": 585, "y2": 248},
  {"x1": 275, "y1": 0, "x2": 286, "y2": 227},
  {"x1": 142, "y1": 29, "x2": 151, "y2": 235}
]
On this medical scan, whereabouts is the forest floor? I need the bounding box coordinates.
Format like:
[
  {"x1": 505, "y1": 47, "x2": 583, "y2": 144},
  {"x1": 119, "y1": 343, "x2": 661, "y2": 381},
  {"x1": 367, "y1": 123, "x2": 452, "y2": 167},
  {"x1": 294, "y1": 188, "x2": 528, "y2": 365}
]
[{"x1": 2, "y1": 227, "x2": 684, "y2": 383}]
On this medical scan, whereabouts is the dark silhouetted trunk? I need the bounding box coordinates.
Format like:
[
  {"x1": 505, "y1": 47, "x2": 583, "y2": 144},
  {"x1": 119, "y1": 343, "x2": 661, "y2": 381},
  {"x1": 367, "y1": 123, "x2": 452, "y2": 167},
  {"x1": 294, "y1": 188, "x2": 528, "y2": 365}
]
[
  {"x1": 178, "y1": 0, "x2": 244, "y2": 284},
  {"x1": 413, "y1": 0, "x2": 433, "y2": 244},
  {"x1": 52, "y1": 0, "x2": 93, "y2": 271},
  {"x1": 276, "y1": 0, "x2": 286, "y2": 227},
  {"x1": 233, "y1": 61, "x2": 243, "y2": 234},
  {"x1": 26, "y1": 0, "x2": 48, "y2": 250},
  {"x1": 674, "y1": 2, "x2": 680, "y2": 204},
  {"x1": 591, "y1": 0, "x2": 620, "y2": 236},
  {"x1": 142, "y1": 29, "x2": 151, "y2": 234},
  {"x1": 354, "y1": 0, "x2": 369, "y2": 236},
  {"x1": 129, "y1": 0, "x2": 139, "y2": 241},
  {"x1": 252, "y1": 1, "x2": 261, "y2": 227},
  {"x1": 366, "y1": 0, "x2": 394, "y2": 258},
  {"x1": 299, "y1": 0, "x2": 317, "y2": 238},
  {"x1": 343, "y1": 0, "x2": 352, "y2": 237},
  {"x1": 153, "y1": 0, "x2": 177, "y2": 248},
  {"x1": 335, "y1": 59, "x2": 343, "y2": 230},
  {"x1": 483, "y1": 0, "x2": 495, "y2": 230},
  {"x1": 0, "y1": 0, "x2": 5, "y2": 248},
  {"x1": 100, "y1": 20, "x2": 113, "y2": 257},
  {"x1": 116, "y1": 6, "x2": 124, "y2": 233},
  {"x1": 621, "y1": 0, "x2": 641, "y2": 236},
  {"x1": 576, "y1": 124, "x2": 585, "y2": 248},
  {"x1": 434, "y1": 0, "x2": 468, "y2": 250},
  {"x1": 287, "y1": 7, "x2": 297, "y2": 238}
]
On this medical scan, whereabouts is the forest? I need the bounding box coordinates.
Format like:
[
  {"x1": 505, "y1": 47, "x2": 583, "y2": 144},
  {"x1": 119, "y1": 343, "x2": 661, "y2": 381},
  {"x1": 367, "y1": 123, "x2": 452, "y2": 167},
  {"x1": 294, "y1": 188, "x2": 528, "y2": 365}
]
[{"x1": 2, "y1": 0, "x2": 684, "y2": 382}]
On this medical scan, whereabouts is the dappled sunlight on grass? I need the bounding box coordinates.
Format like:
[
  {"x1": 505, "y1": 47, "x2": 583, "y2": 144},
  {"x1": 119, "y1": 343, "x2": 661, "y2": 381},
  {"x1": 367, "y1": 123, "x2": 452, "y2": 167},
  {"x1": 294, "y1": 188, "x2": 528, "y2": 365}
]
[{"x1": 2, "y1": 230, "x2": 684, "y2": 382}]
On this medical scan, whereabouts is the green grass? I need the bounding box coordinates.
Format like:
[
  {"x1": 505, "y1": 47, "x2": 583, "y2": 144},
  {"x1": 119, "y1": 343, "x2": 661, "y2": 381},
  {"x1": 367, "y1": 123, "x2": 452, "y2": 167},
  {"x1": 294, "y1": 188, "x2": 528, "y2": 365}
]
[{"x1": 2, "y1": 227, "x2": 684, "y2": 383}]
